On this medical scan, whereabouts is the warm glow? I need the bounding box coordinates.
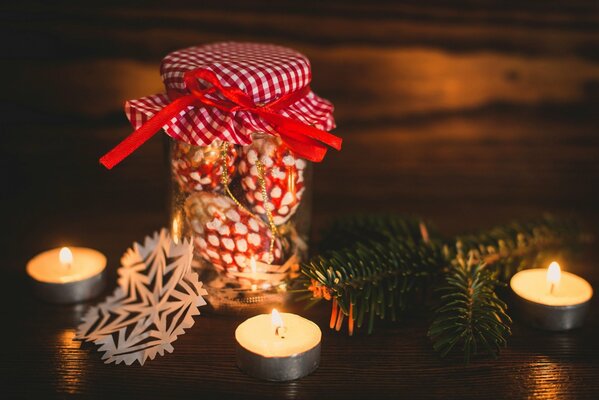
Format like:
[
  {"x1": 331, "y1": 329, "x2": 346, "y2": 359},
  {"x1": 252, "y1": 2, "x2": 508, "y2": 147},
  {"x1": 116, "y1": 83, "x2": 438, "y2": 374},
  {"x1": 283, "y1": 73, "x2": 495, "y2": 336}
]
[
  {"x1": 59, "y1": 247, "x2": 73, "y2": 265},
  {"x1": 271, "y1": 309, "x2": 284, "y2": 328},
  {"x1": 250, "y1": 256, "x2": 257, "y2": 274},
  {"x1": 235, "y1": 313, "x2": 321, "y2": 358},
  {"x1": 287, "y1": 167, "x2": 296, "y2": 199},
  {"x1": 547, "y1": 262, "x2": 561, "y2": 285},
  {"x1": 56, "y1": 329, "x2": 84, "y2": 394},
  {"x1": 171, "y1": 214, "x2": 181, "y2": 244}
]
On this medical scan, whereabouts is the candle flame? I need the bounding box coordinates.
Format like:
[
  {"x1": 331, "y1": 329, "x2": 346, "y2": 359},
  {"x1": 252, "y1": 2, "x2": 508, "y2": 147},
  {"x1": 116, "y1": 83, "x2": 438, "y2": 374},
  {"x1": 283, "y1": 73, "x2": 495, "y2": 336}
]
[
  {"x1": 547, "y1": 261, "x2": 561, "y2": 285},
  {"x1": 271, "y1": 309, "x2": 284, "y2": 328},
  {"x1": 59, "y1": 247, "x2": 73, "y2": 265}
]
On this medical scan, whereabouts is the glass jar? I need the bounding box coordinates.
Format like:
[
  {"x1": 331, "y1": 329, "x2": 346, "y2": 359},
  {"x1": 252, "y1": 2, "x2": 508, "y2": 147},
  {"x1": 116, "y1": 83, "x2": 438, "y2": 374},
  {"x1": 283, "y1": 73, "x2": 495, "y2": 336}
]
[{"x1": 168, "y1": 133, "x2": 312, "y2": 315}]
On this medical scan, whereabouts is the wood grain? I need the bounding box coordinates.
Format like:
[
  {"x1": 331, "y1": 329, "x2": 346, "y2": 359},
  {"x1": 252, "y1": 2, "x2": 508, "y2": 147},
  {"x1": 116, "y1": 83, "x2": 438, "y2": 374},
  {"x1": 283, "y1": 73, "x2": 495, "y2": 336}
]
[
  {"x1": 2, "y1": 1, "x2": 599, "y2": 398},
  {"x1": 3, "y1": 0, "x2": 599, "y2": 121},
  {"x1": 2, "y1": 262, "x2": 599, "y2": 400}
]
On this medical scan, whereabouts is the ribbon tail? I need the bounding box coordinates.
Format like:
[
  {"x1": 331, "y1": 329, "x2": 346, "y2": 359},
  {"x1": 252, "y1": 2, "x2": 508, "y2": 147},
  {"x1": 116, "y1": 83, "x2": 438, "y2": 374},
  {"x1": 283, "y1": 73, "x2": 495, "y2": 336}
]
[
  {"x1": 280, "y1": 135, "x2": 328, "y2": 162},
  {"x1": 99, "y1": 95, "x2": 198, "y2": 169},
  {"x1": 263, "y1": 111, "x2": 342, "y2": 150},
  {"x1": 259, "y1": 111, "x2": 342, "y2": 161}
]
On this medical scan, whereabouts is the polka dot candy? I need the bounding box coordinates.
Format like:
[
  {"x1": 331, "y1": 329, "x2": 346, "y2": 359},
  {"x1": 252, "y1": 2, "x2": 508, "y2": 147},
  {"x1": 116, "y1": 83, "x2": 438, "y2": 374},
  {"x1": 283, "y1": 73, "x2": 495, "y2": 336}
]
[
  {"x1": 171, "y1": 140, "x2": 237, "y2": 193},
  {"x1": 185, "y1": 192, "x2": 282, "y2": 273},
  {"x1": 238, "y1": 135, "x2": 306, "y2": 225}
]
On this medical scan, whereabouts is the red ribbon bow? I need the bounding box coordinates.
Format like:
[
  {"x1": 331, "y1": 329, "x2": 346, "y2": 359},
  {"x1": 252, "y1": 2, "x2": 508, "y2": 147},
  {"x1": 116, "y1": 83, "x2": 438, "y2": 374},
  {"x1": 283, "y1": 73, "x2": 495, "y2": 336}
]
[{"x1": 99, "y1": 69, "x2": 342, "y2": 169}]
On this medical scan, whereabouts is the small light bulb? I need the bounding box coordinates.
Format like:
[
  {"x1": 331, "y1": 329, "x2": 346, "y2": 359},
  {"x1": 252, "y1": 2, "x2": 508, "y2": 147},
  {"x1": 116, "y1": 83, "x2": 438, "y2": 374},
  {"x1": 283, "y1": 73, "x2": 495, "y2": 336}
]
[{"x1": 172, "y1": 214, "x2": 181, "y2": 244}]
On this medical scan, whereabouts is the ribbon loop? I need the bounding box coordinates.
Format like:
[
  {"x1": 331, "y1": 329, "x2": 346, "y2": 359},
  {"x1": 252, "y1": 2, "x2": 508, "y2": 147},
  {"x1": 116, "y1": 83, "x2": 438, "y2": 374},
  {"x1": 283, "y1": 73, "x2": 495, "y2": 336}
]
[{"x1": 100, "y1": 68, "x2": 341, "y2": 169}]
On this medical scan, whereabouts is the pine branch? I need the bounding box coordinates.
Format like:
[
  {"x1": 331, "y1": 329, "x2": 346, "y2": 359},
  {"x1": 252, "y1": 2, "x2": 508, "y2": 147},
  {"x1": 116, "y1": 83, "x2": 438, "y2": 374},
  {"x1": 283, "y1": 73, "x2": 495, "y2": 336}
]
[
  {"x1": 428, "y1": 257, "x2": 512, "y2": 362},
  {"x1": 450, "y1": 215, "x2": 582, "y2": 282},
  {"x1": 300, "y1": 214, "x2": 582, "y2": 361},
  {"x1": 318, "y1": 214, "x2": 438, "y2": 252},
  {"x1": 303, "y1": 239, "x2": 445, "y2": 335}
]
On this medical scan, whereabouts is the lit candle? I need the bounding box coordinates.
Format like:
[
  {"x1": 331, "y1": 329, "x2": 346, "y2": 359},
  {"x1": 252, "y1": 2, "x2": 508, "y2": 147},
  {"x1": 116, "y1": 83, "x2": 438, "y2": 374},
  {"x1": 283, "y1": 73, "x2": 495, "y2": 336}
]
[
  {"x1": 235, "y1": 309, "x2": 321, "y2": 381},
  {"x1": 510, "y1": 261, "x2": 593, "y2": 330},
  {"x1": 26, "y1": 246, "x2": 107, "y2": 304}
]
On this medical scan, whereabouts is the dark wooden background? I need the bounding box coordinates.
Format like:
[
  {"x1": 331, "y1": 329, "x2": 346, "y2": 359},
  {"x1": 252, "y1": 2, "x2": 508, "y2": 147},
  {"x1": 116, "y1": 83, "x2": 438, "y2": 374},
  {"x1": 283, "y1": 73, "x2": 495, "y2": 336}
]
[{"x1": 2, "y1": 1, "x2": 599, "y2": 399}]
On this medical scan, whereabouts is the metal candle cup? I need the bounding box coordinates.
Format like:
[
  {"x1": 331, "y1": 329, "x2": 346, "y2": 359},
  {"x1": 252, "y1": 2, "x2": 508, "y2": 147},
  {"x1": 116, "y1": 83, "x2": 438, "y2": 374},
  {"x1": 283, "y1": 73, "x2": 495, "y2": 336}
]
[
  {"x1": 26, "y1": 247, "x2": 107, "y2": 304},
  {"x1": 510, "y1": 263, "x2": 593, "y2": 331},
  {"x1": 235, "y1": 311, "x2": 321, "y2": 381}
]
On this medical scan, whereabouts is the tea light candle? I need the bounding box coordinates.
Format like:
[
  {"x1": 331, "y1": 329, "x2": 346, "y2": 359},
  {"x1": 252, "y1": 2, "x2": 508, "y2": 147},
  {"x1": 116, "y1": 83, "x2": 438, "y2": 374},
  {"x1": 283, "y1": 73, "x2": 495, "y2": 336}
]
[
  {"x1": 235, "y1": 309, "x2": 321, "y2": 381},
  {"x1": 510, "y1": 262, "x2": 593, "y2": 331},
  {"x1": 26, "y1": 246, "x2": 107, "y2": 304}
]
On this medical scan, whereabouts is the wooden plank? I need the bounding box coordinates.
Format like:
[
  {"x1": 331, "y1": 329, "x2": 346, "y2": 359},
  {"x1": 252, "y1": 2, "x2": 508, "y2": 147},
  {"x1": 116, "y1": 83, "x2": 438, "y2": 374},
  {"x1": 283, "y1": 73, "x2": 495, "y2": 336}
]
[
  {"x1": 6, "y1": 105, "x2": 598, "y2": 249},
  {"x1": 4, "y1": 1, "x2": 598, "y2": 58},
  {"x1": 4, "y1": 48, "x2": 599, "y2": 120},
  {"x1": 2, "y1": 4, "x2": 599, "y2": 398}
]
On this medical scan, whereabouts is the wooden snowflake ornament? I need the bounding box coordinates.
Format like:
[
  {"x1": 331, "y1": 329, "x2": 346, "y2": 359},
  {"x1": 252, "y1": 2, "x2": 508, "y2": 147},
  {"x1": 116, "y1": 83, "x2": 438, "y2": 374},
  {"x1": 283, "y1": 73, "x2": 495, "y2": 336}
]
[{"x1": 75, "y1": 229, "x2": 208, "y2": 366}]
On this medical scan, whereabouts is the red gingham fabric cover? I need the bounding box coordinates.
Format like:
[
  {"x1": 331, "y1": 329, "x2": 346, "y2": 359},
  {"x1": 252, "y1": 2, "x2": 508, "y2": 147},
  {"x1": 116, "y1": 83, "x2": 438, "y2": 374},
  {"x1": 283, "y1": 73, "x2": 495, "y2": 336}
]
[{"x1": 125, "y1": 42, "x2": 336, "y2": 147}]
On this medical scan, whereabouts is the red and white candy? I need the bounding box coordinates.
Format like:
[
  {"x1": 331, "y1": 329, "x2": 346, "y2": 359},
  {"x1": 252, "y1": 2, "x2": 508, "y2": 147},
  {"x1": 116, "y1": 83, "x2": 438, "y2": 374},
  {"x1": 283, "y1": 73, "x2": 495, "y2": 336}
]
[
  {"x1": 171, "y1": 140, "x2": 237, "y2": 193},
  {"x1": 238, "y1": 135, "x2": 306, "y2": 226},
  {"x1": 185, "y1": 192, "x2": 282, "y2": 273}
]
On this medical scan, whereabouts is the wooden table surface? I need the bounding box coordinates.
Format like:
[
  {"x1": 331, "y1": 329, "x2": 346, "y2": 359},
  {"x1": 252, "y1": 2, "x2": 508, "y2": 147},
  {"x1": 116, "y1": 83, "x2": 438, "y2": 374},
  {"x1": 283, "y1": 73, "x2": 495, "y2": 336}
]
[
  {"x1": 2, "y1": 1, "x2": 599, "y2": 398},
  {"x1": 2, "y1": 258, "x2": 599, "y2": 400}
]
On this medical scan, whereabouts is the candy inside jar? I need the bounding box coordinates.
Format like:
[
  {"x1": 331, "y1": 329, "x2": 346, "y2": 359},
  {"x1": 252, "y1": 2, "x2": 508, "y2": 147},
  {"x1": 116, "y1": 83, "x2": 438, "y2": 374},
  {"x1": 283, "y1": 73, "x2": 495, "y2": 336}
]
[{"x1": 169, "y1": 135, "x2": 311, "y2": 315}]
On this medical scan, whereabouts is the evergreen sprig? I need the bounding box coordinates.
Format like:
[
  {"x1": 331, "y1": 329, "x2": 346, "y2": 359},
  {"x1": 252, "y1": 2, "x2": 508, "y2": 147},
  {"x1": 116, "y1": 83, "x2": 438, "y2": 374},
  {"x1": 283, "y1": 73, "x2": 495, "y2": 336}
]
[
  {"x1": 428, "y1": 257, "x2": 512, "y2": 362},
  {"x1": 451, "y1": 215, "x2": 581, "y2": 282},
  {"x1": 318, "y1": 214, "x2": 438, "y2": 252},
  {"x1": 300, "y1": 214, "x2": 582, "y2": 361},
  {"x1": 303, "y1": 238, "x2": 445, "y2": 334}
]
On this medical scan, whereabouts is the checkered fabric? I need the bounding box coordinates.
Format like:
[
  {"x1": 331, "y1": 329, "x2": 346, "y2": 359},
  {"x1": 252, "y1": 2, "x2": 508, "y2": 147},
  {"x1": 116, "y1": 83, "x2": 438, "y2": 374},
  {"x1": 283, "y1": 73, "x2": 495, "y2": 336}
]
[{"x1": 125, "y1": 42, "x2": 336, "y2": 147}]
